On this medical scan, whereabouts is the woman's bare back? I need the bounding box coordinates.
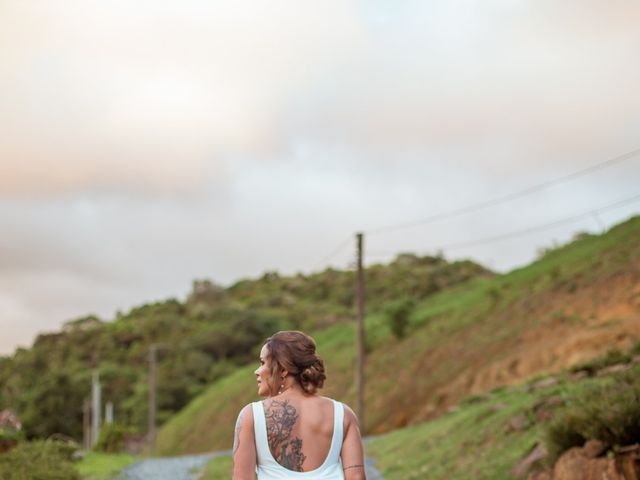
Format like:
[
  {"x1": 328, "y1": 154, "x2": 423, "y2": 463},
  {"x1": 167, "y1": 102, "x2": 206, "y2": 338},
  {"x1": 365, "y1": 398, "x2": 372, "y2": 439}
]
[{"x1": 262, "y1": 395, "x2": 335, "y2": 472}]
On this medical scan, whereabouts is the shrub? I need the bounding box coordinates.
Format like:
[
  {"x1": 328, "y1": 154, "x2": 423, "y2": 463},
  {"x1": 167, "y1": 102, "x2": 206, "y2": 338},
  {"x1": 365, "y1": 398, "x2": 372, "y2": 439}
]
[
  {"x1": 545, "y1": 365, "x2": 640, "y2": 461},
  {"x1": 385, "y1": 298, "x2": 415, "y2": 339},
  {"x1": 569, "y1": 348, "x2": 631, "y2": 375},
  {"x1": 0, "y1": 440, "x2": 80, "y2": 479},
  {"x1": 629, "y1": 340, "x2": 640, "y2": 357},
  {"x1": 94, "y1": 423, "x2": 137, "y2": 453}
]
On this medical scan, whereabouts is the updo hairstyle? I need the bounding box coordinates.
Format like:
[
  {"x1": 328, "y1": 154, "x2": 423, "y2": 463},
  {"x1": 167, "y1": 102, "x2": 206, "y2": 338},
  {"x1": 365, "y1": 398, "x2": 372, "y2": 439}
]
[{"x1": 265, "y1": 331, "x2": 326, "y2": 395}]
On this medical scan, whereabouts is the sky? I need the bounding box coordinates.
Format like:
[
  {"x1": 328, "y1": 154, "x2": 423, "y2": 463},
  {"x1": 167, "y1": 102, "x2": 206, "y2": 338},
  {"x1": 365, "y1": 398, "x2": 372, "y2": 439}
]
[{"x1": 1, "y1": 0, "x2": 640, "y2": 355}]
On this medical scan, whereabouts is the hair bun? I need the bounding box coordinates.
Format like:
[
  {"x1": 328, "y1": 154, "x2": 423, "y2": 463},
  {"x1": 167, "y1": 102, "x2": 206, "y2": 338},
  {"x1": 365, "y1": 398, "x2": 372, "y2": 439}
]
[
  {"x1": 265, "y1": 331, "x2": 328, "y2": 395},
  {"x1": 299, "y1": 356, "x2": 326, "y2": 394}
]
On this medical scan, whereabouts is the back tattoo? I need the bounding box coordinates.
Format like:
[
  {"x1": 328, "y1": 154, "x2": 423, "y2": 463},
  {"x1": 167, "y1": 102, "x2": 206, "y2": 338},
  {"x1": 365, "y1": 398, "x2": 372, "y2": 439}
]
[{"x1": 265, "y1": 400, "x2": 306, "y2": 471}]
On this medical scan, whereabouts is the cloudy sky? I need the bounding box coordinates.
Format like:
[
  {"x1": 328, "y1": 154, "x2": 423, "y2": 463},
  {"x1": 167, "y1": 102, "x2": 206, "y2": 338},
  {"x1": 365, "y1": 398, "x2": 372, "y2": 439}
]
[{"x1": 1, "y1": 0, "x2": 640, "y2": 355}]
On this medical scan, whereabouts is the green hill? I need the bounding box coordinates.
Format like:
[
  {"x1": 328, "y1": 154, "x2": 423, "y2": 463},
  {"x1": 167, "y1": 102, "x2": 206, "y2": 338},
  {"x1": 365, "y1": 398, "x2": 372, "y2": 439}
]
[
  {"x1": 0, "y1": 248, "x2": 487, "y2": 441},
  {"x1": 155, "y1": 216, "x2": 640, "y2": 455}
]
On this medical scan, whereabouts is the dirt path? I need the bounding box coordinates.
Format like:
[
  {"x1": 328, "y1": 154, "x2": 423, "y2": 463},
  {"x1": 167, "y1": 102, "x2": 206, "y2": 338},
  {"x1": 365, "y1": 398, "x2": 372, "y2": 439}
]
[
  {"x1": 119, "y1": 452, "x2": 220, "y2": 480},
  {"x1": 119, "y1": 451, "x2": 384, "y2": 479}
]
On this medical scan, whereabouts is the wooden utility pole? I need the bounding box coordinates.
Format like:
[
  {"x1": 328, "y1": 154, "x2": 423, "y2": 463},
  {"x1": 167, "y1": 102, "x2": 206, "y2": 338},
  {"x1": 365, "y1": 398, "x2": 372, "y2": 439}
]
[
  {"x1": 355, "y1": 232, "x2": 366, "y2": 432},
  {"x1": 148, "y1": 344, "x2": 157, "y2": 452}
]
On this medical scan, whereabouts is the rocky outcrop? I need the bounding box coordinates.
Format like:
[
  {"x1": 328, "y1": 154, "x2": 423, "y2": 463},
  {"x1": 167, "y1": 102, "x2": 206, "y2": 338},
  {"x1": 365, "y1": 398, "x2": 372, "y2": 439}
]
[{"x1": 526, "y1": 441, "x2": 640, "y2": 480}]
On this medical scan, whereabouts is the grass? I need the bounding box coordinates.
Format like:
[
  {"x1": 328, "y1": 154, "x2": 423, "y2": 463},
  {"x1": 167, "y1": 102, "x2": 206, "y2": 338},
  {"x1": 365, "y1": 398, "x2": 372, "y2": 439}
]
[
  {"x1": 156, "y1": 216, "x2": 640, "y2": 455},
  {"x1": 200, "y1": 455, "x2": 232, "y2": 479},
  {"x1": 366, "y1": 368, "x2": 628, "y2": 480},
  {"x1": 197, "y1": 366, "x2": 640, "y2": 480},
  {"x1": 546, "y1": 364, "x2": 640, "y2": 460},
  {"x1": 74, "y1": 451, "x2": 138, "y2": 480},
  {"x1": 197, "y1": 348, "x2": 639, "y2": 480}
]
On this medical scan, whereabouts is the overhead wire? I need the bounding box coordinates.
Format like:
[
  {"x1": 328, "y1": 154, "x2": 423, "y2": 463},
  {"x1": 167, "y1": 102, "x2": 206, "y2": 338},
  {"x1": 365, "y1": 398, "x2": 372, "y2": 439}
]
[
  {"x1": 366, "y1": 191, "x2": 640, "y2": 257},
  {"x1": 315, "y1": 235, "x2": 354, "y2": 270},
  {"x1": 316, "y1": 148, "x2": 640, "y2": 268},
  {"x1": 365, "y1": 147, "x2": 640, "y2": 235}
]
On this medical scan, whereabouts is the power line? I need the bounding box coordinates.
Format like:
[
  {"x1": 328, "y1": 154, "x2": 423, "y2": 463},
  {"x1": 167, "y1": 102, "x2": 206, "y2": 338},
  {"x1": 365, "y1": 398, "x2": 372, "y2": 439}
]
[
  {"x1": 366, "y1": 147, "x2": 640, "y2": 235},
  {"x1": 367, "y1": 191, "x2": 640, "y2": 257},
  {"x1": 315, "y1": 235, "x2": 354, "y2": 269}
]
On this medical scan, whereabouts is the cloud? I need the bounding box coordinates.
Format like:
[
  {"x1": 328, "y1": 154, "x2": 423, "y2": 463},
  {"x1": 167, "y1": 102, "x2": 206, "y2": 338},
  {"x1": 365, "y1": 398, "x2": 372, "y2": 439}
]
[
  {"x1": 1, "y1": 0, "x2": 640, "y2": 356},
  {"x1": 285, "y1": 1, "x2": 640, "y2": 165},
  {"x1": 0, "y1": 0, "x2": 364, "y2": 196}
]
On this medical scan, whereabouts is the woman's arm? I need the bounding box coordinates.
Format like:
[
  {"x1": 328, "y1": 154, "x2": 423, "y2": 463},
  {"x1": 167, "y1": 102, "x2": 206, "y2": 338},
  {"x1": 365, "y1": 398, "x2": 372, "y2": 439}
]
[
  {"x1": 232, "y1": 404, "x2": 257, "y2": 480},
  {"x1": 340, "y1": 404, "x2": 367, "y2": 480}
]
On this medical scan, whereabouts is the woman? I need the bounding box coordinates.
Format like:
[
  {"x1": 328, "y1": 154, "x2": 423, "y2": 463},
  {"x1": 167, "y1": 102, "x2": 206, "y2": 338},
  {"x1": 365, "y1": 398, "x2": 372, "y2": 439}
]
[{"x1": 233, "y1": 331, "x2": 366, "y2": 480}]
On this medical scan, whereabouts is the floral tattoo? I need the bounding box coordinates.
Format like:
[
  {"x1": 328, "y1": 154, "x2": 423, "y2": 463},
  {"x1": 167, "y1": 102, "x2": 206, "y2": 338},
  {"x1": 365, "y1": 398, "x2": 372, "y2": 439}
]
[{"x1": 265, "y1": 400, "x2": 306, "y2": 471}]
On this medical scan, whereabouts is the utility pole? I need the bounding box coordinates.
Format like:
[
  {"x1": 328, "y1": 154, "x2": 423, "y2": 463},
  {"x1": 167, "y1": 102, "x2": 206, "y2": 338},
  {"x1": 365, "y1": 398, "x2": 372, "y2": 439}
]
[
  {"x1": 355, "y1": 232, "x2": 366, "y2": 432},
  {"x1": 148, "y1": 344, "x2": 157, "y2": 452},
  {"x1": 105, "y1": 401, "x2": 114, "y2": 424},
  {"x1": 91, "y1": 371, "x2": 101, "y2": 447},
  {"x1": 82, "y1": 399, "x2": 90, "y2": 450}
]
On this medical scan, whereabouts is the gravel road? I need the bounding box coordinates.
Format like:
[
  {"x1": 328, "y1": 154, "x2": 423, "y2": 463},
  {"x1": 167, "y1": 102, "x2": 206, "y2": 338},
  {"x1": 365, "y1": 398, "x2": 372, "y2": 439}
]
[
  {"x1": 118, "y1": 452, "x2": 384, "y2": 479},
  {"x1": 118, "y1": 452, "x2": 220, "y2": 480}
]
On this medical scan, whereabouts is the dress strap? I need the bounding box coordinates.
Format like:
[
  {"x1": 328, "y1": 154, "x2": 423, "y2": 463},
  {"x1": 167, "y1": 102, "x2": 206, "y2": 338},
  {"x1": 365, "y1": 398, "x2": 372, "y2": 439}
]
[
  {"x1": 326, "y1": 400, "x2": 344, "y2": 464},
  {"x1": 252, "y1": 401, "x2": 274, "y2": 465}
]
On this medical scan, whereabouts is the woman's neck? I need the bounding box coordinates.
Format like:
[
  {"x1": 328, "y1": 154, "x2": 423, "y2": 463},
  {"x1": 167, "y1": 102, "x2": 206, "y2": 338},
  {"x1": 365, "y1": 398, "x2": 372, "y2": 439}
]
[{"x1": 274, "y1": 381, "x2": 305, "y2": 397}]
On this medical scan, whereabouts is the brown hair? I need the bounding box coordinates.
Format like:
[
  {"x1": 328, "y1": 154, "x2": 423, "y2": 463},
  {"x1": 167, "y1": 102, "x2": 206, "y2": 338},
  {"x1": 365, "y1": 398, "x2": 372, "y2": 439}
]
[{"x1": 265, "y1": 331, "x2": 326, "y2": 395}]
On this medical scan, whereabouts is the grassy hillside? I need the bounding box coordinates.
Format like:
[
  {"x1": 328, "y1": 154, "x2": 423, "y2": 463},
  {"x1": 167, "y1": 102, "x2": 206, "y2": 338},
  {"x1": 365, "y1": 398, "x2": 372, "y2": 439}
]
[
  {"x1": 366, "y1": 355, "x2": 640, "y2": 479},
  {"x1": 0, "y1": 247, "x2": 485, "y2": 441},
  {"x1": 156, "y1": 216, "x2": 640, "y2": 455},
  {"x1": 199, "y1": 344, "x2": 640, "y2": 479}
]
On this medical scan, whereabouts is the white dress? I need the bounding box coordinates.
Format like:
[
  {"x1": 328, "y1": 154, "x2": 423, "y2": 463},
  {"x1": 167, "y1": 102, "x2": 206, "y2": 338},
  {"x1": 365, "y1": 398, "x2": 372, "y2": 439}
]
[{"x1": 251, "y1": 399, "x2": 345, "y2": 480}]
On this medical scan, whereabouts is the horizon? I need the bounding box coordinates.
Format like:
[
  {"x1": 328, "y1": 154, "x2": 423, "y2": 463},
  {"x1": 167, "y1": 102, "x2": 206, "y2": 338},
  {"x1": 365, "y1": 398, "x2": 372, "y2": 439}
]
[{"x1": 3, "y1": 210, "x2": 639, "y2": 357}]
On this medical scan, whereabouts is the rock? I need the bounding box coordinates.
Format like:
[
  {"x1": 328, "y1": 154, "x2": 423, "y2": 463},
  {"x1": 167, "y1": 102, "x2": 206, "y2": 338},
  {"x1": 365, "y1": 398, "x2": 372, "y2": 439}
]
[
  {"x1": 617, "y1": 444, "x2": 640, "y2": 454},
  {"x1": 512, "y1": 443, "x2": 548, "y2": 478},
  {"x1": 597, "y1": 363, "x2": 631, "y2": 377},
  {"x1": 507, "y1": 414, "x2": 530, "y2": 432},
  {"x1": 553, "y1": 446, "x2": 618, "y2": 480},
  {"x1": 532, "y1": 396, "x2": 565, "y2": 422},
  {"x1": 569, "y1": 370, "x2": 590, "y2": 381},
  {"x1": 616, "y1": 446, "x2": 640, "y2": 480},
  {"x1": 582, "y1": 439, "x2": 606, "y2": 458},
  {"x1": 552, "y1": 442, "x2": 640, "y2": 480},
  {"x1": 527, "y1": 470, "x2": 552, "y2": 480},
  {"x1": 530, "y1": 377, "x2": 560, "y2": 391},
  {"x1": 490, "y1": 402, "x2": 508, "y2": 412},
  {"x1": 534, "y1": 409, "x2": 554, "y2": 423}
]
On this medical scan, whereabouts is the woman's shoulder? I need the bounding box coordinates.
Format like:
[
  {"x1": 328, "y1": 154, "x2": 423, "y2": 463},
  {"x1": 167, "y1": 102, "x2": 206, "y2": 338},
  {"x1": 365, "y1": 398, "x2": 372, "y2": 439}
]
[
  {"x1": 236, "y1": 403, "x2": 255, "y2": 426},
  {"x1": 315, "y1": 397, "x2": 358, "y2": 424},
  {"x1": 318, "y1": 396, "x2": 352, "y2": 410}
]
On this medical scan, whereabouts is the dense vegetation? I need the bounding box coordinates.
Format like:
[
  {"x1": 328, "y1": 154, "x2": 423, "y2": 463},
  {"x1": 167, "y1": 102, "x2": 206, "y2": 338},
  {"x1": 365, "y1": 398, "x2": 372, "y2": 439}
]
[
  {"x1": 546, "y1": 348, "x2": 640, "y2": 460},
  {"x1": 0, "y1": 440, "x2": 80, "y2": 479},
  {"x1": 0, "y1": 254, "x2": 487, "y2": 442}
]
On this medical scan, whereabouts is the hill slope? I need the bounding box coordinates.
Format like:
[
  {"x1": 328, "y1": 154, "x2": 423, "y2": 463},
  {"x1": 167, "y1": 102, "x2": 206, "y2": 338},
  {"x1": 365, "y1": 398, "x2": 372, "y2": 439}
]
[
  {"x1": 156, "y1": 216, "x2": 640, "y2": 455},
  {"x1": 0, "y1": 246, "x2": 487, "y2": 440}
]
